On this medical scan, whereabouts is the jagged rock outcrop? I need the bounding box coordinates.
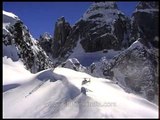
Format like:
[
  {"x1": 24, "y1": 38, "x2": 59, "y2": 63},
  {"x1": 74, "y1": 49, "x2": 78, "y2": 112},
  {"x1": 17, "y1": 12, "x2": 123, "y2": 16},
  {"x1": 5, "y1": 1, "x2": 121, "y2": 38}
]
[
  {"x1": 51, "y1": 2, "x2": 159, "y2": 70},
  {"x1": 81, "y1": 2, "x2": 130, "y2": 51},
  {"x1": 3, "y1": 11, "x2": 53, "y2": 73},
  {"x1": 51, "y1": 16, "x2": 71, "y2": 58},
  {"x1": 87, "y1": 38, "x2": 158, "y2": 103},
  {"x1": 83, "y1": 2, "x2": 159, "y2": 103},
  {"x1": 55, "y1": 2, "x2": 130, "y2": 62},
  {"x1": 130, "y1": 1, "x2": 159, "y2": 48},
  {"x1": 39, "y1": 32, "x2": 53, "y2": 59},
  {"x1": 111, "y1": 40, "x2": 158, "y2": 101}
]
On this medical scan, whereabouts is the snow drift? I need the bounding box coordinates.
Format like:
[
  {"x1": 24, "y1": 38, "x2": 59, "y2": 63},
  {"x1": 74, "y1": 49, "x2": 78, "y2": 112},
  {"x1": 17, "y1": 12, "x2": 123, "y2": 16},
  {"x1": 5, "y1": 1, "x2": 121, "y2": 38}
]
[{"x1": 3, "y1": 57, "x2": 158, "y2": 118}]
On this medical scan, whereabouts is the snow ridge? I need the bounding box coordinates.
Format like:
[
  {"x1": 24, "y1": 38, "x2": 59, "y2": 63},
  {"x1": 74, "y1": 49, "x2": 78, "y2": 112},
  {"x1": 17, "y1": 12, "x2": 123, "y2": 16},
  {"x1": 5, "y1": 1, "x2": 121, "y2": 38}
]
[{"x1": 3, "y1": 61, "x2": 158, "y2": 118}]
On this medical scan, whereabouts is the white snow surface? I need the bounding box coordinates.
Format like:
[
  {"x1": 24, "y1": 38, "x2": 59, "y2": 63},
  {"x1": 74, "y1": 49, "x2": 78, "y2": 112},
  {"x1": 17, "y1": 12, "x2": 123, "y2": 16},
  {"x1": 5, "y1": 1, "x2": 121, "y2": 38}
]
[
  {"x1": 69, "y1": 39, "x2": 121, "y2": 66},
  {"x1": 3, "y1": 57, "x2": 158, "y2": 118},
  {"x1": 128, "y1": 39, "x2": 144, "y2": 50},
  {"x1": 3, "y1": 10, "x2": 19, "y2": 19},
  {"x1": 3, "y1": 10, "x2": 20, "y2": 35},
  {"x1": 134, "y1": 8, "x2": 159, "y2": 13},
  {"x1": 3, "y1": 57, "x2": 32, "y2": 85}
]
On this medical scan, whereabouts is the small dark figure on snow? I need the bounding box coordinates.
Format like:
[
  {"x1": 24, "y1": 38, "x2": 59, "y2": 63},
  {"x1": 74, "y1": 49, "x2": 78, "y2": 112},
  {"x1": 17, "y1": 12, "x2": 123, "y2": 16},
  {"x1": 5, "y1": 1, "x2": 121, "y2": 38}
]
[
  {"x1": 81, "y1": 87, "x2": 87, "y2": 95},
  {"x1": 82, "y1": 78, "x2": 91, "y2": 85}
]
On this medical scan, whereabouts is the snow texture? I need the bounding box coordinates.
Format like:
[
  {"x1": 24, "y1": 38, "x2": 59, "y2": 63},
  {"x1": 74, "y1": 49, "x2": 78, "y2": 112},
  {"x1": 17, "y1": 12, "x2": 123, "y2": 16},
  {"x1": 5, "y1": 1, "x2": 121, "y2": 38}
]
[{"x1": 3, "y1": 57, "x2": 158, "y2": 118}]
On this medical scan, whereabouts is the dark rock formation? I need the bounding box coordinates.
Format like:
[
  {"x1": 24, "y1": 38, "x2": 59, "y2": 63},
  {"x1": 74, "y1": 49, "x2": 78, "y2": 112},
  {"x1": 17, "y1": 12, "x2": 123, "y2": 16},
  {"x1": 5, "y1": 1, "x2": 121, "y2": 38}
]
[
  {"x1": 39, "y1": 32, "x2": 53, "y2": 57},
  {"x1": 51, "y1": 16, "x2": 71, "y2": 58},
  {"x1": 83, "y1": 2, "x2": 159, "y2": 103},
  {"x1": 3, "y1": 14, "x2": 53, "y2": 73},
  {"x1": 56, "y1": 2, "x2": 130, "y2": 60},
  {"x1": 87, "y1": 39, "x2": 158, "y2": 102},
  {"x1": 130, "y1": 1, "x2": 159, "y2": 48}
]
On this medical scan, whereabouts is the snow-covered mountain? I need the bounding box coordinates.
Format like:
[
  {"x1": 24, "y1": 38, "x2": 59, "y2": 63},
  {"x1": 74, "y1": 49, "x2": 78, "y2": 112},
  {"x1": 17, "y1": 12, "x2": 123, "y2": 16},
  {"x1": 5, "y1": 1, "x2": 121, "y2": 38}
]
[
  {"x1": 50, "y1": 2, "x2": 158, "y2": 67},
  {"x1": 3, "y1": 57, "x2": 158, "y2": 118},
  {"x1": 3, "y1": 1, "x2": 159, "y2": 118},
  {"x1": 46, "y1": 1, "x2": 159, "y2": 104},
  {"x1": 86, "y1": 38, "x2": 159, "y2": 103},
  {"x1": 3, "y1": 11, "x2": 54, "y2": 73},
  {"x1": 50, "y1": 2, "x2": 130, "y2": 66}
]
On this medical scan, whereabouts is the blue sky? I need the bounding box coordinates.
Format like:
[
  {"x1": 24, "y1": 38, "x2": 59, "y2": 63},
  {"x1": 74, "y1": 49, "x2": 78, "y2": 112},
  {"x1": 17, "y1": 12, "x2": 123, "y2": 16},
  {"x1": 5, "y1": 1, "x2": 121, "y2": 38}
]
[{"x1": 3, "y1": 2, "x2": 137, "y2": 39}]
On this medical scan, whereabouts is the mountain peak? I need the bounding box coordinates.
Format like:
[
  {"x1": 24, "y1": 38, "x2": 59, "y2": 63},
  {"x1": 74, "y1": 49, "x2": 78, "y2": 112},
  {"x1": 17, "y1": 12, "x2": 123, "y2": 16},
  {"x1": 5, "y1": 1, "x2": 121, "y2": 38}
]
[
  {"x1": 58, "y1": 16, "x2": 65, "y2": 22},
  {"x1": 82, "y1": 1, "x2": 123, "y2": 23},
  {"x1": 40, "y1": 32, "x2": 52, "y2": 40}
]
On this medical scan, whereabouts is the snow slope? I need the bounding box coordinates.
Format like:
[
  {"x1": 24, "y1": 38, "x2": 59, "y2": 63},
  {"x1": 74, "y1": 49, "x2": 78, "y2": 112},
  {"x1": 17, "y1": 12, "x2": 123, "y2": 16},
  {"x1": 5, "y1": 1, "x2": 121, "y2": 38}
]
[
  {"x1": 69, "y1": 39, "x2": 121, "y2": 66},
  {"x1": 3, "y1": 57, "x2": 31, "y2": 86},
  {"x1": 3, "y1": 57, "x2": 158, "y2": 118}
]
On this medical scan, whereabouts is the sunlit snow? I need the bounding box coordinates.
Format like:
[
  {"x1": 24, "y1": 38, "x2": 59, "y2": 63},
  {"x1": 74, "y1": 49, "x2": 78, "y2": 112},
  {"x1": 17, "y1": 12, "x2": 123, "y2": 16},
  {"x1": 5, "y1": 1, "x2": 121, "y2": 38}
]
[{"x1": 3, "y1": 57, "x2": 158, "y2": 118}]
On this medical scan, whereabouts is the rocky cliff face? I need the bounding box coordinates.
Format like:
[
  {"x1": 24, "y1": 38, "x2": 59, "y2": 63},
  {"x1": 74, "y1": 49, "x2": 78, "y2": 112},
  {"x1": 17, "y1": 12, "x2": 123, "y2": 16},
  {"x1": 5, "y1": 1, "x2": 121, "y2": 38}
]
[
  {"x1": 39, "y1": 32, "x2": 53, "y2": 59},
  {"x1": 51, "y1": 2, "x2": 130, "y2": 62},
  {"x1": 81, "y1": 2, "x2": 130, "y2": 51},
  {"x1": 87, "y1": 39, "x2": 158, "y2": 103},
  {"x1": 3, "y1": 11, "x2": 53, "y2": 73},
  {"x1": 130, "y1": 1, "x2": 159, "y2": 48},
  {"x1": 81, "y1": 2, "x2": 159, "y2": 103},
  {"x1": 51, "y1": 17, "x2": 71, "y2": 58},
  {"x1": 50, "y1": 2, "x2": 159, "y2": 60}
]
